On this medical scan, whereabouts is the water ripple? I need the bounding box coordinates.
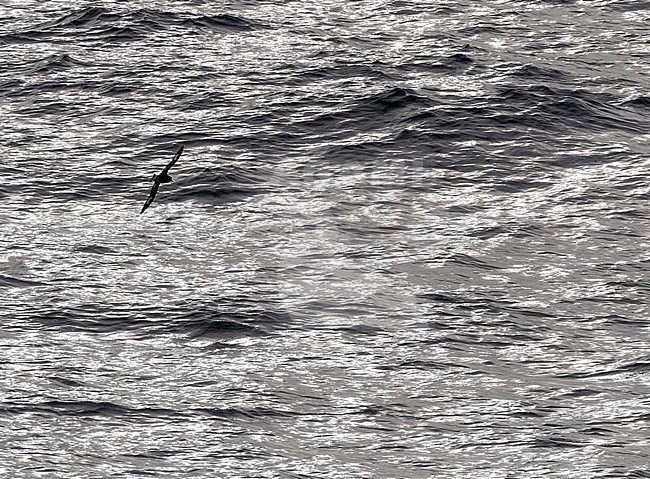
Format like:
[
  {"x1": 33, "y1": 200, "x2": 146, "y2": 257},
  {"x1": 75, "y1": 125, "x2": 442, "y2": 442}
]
[{"x1": 1, "y1": 1, "x2": 649, "y2": 477}]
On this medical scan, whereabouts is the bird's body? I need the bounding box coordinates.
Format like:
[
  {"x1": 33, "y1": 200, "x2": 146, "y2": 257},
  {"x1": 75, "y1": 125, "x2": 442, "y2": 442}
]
[
  {"x1": 140, "y1": 145, "x2": 184, "y2": 214},
  {"x1": 152, "y1": 171, "x2": 173, "y2": 184}
]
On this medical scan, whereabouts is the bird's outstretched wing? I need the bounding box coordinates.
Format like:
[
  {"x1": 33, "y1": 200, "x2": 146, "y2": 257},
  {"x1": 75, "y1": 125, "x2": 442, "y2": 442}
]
[
  {"x1": 161, "y1": 145, "x2": 184, "y2": 176},
  {"x1": 140, "y1": 181, "x2": 160, "y2": 214}
]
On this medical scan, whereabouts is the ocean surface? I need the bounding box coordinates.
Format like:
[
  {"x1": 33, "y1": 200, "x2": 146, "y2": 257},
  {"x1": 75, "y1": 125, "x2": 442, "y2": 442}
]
[{"x1": 1, "y1": 1, "x2": 649, "y2": 477}]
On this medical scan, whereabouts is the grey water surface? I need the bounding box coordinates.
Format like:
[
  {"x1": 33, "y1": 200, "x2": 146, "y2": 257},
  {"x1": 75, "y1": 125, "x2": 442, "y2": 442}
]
[{"x1": 0, "y1": 1, "x2": 649, "y2": 478}]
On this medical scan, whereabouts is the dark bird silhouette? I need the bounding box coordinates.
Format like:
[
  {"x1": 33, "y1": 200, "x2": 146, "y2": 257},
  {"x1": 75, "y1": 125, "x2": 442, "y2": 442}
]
[{"x1": 140, "y1": 145, "x2": 184, "y2": 214}]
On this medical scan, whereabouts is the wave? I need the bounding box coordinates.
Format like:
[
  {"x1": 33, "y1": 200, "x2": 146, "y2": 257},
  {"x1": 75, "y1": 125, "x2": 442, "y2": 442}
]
[
  {"x1": 557, "y1": 356, "x2": 650, "y2": 379},
  {"x1": 399, "y1": 52, "x2": 481, "y2": 74},
  {"x1": 622, "y1": 95, "x2": 650, "y2": 108},
  {"x1": 25, "y1": 53, "x2": 90, "y2": 73},
  {"x1": 183, "y1": 14, "x2": 259, "y2": 32},
  {"x1": 2, "y1": 6, "x2": 263, "y2": 45},
  {"x1": 169, "y1": 164, "x2": 275, "y2": 203},
  {"x1": 489, "y1": 85, "x2": 647, "y2": 134},
  {"x1": 295, "y1": 80, "x2": 644, "y2": 160},
  {"x1": 0, "y1": 78, "x2": 25, "y2": 97},
  {"x1": 296, "y1": 86, "x2": 439, "y2": 143},
  {"x1": 0, "y1": 399, "x2": 299, "y2": 421},
  {"x1": 0, "y1": 274, "x2": 46, "y2": 287},
  {"x1": 27, "y1": 297, "x2": 290, "y2": 337},
  {"x1": 72, "y1": 245, "x2": 120, "y2": 255},
  {"x1": 510, "y1": 63, "x2": 567, "y2": 80},
  {"x1": 42, "y1": 6, "x2": 119, "y2": 29}
]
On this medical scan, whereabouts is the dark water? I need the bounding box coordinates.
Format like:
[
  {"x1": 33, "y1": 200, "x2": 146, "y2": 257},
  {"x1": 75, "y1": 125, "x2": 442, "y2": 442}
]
[{"x1": 1, "y1": 1, "x2": 649, "y2": 477}]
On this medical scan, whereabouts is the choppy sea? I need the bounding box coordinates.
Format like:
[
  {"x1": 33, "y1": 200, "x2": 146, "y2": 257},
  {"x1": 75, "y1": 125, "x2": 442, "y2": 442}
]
[{"x1": 1, "y1": 1, "x2": 649, "y2": 478}]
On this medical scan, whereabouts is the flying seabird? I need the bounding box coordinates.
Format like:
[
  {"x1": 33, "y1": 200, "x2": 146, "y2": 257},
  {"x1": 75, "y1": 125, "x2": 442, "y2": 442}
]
[{"x1": 140, "y1": 145, "x2": 184, "y2": 214}]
